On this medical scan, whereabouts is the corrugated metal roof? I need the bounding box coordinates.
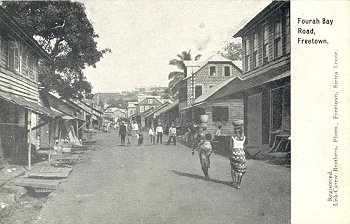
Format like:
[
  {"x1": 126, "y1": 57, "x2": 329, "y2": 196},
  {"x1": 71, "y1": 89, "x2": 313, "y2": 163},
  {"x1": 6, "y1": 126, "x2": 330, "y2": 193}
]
[
  {"x1": 194, "y1": 70, "x2": 290, "y2": 106},
  {"x1": 155, "y1": 100, "x2": 179, "y2": 116},
  {"x1": 0, "y1": 93, "x2": 61, "y2": 118},
  {"x1": 194, "y1": 77, "x2": 241, "y2": 105}
]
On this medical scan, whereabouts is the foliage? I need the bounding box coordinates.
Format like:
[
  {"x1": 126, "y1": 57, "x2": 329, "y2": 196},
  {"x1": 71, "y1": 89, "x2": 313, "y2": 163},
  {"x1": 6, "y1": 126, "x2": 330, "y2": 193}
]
[
  {"x1": 168, "y1": 50, "x2": 201, "y2": 99},
  {"x1": 2, "y1": 1, "x2": 111, "y2": 99},
  {"x1": 220, "y1": 41, "x2": 243, "y2": 61}
]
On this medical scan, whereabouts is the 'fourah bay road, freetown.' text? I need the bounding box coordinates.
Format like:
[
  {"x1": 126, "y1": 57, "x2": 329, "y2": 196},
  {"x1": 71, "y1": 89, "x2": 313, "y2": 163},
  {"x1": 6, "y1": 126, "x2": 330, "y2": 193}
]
[{"x1": 297, "y1": 17, "x2": 333, "y2": 45}]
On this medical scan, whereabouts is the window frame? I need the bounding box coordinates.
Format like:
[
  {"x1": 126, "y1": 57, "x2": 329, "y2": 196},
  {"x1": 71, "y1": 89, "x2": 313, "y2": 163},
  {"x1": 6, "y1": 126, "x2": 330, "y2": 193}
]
[
  {"x1": 224, "y1": 65, "x2": 231, "y2": 76},
  {"x1": 263, "y1": 24, "x2": 270, "y2": 64},
  {"x1": 253, "y1": 33, "x2": 259, "y2": 68},
  {"x1": 209, "y1": 65, "x2": 216, "y2": 76},
  {"x1": 245, "y1": 38, "x2": 251, "y2": 72},
  {"x1": 274, "y1": 19, "x2": 283, "y2": 58},
  {"x1": 195, "y1": 85, "x2": 203, "y2": 98}
]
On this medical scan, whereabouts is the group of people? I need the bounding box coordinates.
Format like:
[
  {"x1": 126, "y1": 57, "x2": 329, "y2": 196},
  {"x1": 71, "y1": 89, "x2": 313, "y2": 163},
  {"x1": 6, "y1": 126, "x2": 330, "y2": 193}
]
[
  {"x1": 119, "y1": 120, "x2": 178, "y2": 146},
  {"x1": 118, "y1": 119, "x2": 247, "y2": 189},
  {"x1": 118, "y1": 120, "x2": 141, "y2": 146},
  {"x1": 193, "y1": 121, "x2": 246, "y2": 189},
  {"x1": 148, "y1": 122, "x2": 177, "y2": 145}
]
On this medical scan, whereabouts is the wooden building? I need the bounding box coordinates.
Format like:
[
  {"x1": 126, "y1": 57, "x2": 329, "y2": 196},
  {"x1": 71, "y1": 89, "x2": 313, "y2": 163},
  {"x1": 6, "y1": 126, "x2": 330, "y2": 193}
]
[
  {"x1": 178, "y1": 54, "x2": 242, "y2": 125},
  {"x1": 0, "y1": 7, "x2": 55, "y2": 165},
  {"x1": 207, "y1": 1, "x2": 291, "y2": 153}
]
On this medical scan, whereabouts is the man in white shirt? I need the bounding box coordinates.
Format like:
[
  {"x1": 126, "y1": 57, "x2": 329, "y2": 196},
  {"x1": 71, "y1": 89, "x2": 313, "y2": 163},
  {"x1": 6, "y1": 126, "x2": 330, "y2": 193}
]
[
  {"x1": 132, "y1": 121, "x2": 139, "y2": 144},
  {"x1": 166, "y1": 123, "x2": 177, "y2": 146},
  {"x1": 156, "y1": 123, "x2": 163, "y2": 144}
]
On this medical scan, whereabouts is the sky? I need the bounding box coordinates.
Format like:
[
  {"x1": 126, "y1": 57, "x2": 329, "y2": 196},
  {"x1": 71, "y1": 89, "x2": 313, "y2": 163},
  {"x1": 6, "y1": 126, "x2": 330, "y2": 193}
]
[{"x1": 80, "y1": 0, "x2": 271, "y2": 93}]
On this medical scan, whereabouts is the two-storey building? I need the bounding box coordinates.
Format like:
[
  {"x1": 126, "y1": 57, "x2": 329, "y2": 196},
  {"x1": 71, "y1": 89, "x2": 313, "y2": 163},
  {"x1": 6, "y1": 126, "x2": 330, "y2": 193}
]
[
  {"x1": 178, "y1": 54, "x2": 242, "y2": 125},
  {"x1": 204, "y1": 1, "x2": 290, "y2": 154},
  {"x1": 0, "y1": 7, "x2": 54, "y2": 165}
]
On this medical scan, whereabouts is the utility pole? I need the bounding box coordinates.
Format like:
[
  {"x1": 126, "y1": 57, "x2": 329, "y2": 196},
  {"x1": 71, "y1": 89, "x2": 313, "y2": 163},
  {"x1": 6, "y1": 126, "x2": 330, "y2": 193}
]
[{"x1": 191, "y1": 69, "x2": 195, "y2": 124}]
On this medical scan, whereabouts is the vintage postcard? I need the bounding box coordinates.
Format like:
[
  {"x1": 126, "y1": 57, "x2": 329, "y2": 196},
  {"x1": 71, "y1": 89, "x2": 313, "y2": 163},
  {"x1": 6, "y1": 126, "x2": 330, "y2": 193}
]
[{"x1": 0, "y1": 0, "x2": 349, "y2": 223}]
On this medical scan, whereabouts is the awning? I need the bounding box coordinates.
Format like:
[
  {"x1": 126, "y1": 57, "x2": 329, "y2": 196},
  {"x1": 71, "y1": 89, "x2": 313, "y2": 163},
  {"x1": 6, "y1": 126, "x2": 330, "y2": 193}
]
[
  {"x1": 194, "y1": 70, "x2": 290, "y2": 106},
  {"x1": 0, "y1": 93, "x2": 61, "y2": 118}
]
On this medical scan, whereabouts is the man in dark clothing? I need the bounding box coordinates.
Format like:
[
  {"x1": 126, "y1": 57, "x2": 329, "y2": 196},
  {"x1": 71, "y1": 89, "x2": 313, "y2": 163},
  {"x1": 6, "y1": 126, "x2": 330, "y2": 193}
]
[{"x1": 119, "y1": 122, "x2": 127, "y2": 146}]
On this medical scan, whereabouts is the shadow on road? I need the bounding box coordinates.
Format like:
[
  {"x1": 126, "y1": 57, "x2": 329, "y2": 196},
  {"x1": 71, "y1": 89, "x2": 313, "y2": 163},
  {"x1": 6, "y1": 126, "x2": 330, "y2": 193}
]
[{"x1": 171, "y1": 170, "x2": 233, "y2": 187}]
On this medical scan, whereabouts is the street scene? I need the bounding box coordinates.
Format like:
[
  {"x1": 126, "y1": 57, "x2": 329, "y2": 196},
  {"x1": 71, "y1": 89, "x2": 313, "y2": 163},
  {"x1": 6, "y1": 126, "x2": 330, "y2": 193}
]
[
  {"x1": 37, "y1": 131, "x2": 289, "y2": 224},
  {"x1": 0, "y1": 0, "x2": 290, "y2": 223}
]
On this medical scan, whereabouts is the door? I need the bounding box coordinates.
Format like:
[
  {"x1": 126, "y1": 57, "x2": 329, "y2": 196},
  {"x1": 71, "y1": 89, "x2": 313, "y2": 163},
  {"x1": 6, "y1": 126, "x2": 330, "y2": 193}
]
[{"x1": 247, "y1": 93, "x2": 262, "y2": 147}]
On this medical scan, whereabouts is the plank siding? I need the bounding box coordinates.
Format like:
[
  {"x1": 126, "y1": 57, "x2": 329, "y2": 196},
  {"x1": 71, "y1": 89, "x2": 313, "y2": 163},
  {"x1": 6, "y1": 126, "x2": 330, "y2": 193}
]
[
  {"x1": 0, "y1": 71, "x2": 39, "y2": 102},
  {"x1": 203, "y1": 98, "x2": 244, "y2": 136}
]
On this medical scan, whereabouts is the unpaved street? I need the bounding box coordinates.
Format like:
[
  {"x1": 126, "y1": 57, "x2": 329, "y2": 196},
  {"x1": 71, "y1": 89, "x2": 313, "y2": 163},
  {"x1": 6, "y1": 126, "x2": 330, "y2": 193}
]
[{"x1": 34, "y1": 131, "x2": 290, "y2": 224}]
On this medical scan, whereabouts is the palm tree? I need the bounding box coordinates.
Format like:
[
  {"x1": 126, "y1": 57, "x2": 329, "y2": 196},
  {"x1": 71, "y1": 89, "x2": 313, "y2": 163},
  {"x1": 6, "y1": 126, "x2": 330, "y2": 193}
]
[{"x1": 168, "y1": 50, "x2": 201, "y2": 99}]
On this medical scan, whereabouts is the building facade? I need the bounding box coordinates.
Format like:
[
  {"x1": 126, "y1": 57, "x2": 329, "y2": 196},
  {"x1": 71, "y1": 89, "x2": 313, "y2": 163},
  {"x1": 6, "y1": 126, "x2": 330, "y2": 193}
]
[
  {"x1": 207, "y1": 1, "x2": 290, "y2": 152},
  {"x1": 0, "y1": 7, "x2": 53, "y2": 165},
  {"x1": 179, "y1": 54, "x2": 242, "y2": 125}
]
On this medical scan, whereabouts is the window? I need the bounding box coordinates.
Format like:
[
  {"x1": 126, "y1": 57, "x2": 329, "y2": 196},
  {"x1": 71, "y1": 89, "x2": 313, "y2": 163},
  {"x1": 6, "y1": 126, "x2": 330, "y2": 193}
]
[
  {"x1": 3, "y1": 41, "x2": 21, "y2": 73},
  {"x1": 224, "y1": 66, "x2": 230, "y2": 76},
  {"x1": 285, "y1": 8, "x2": 290, "y2": 54},
  {"x1": 212, "y1": 106, "x2": 229, "y2": 122},
  {"x1": 195, "y1": 86, "x2": 202, "y2": 98},
  {"x1": 1, "y1": 40, "x2": 9, "y2": 67},
  {"x1": 263, "y1": 25, "x2": 269, "y2": 63},
  {"x1": 28, "y1": 56, "x2": 35, "y2": 80},
  {"x1": 145, "y1": 106, "x2": 149, "y2": 111},
  {"x1": 148, "y1": 99, "x2": 153, "y2": 104},
  {"x1": 270, "y1": 84, "x2": 291, "y2": 132},
  {"x1": 274, "y1": 20, "x2": 282, "y2": 58},
  {"x1": 245, "y1": 38, "x2": 251, "y2": 71},
  {"x1": 140, "y1": 106, "x2": 144, "y2": 112},
  {"x1": 209, "y1": 66, "x2": 216, "y2": 76},
  {"x1": 253, "y1": 33, "x2": 259, "y2": 68}
]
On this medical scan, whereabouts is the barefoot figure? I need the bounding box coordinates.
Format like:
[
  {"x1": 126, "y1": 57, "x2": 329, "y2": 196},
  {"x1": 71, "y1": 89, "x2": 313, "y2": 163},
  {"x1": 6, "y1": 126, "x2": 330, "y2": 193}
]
[
  {"x1": 230, "y1": 121, "x2": 246, "y2": 189},
  {"x1": 197, "y1": 132, "x2": 213, "y2": 179}
]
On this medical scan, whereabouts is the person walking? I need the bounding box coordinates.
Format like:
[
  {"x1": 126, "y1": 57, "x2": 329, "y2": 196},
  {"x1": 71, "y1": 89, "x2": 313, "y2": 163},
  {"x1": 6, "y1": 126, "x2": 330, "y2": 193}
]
[
  {"x1": 126, "y1": 122, "x2": 132, "y2": 146},
  {"x1": 149, "y1": 127, "x2": 155, "y2": 144},
  {"x1": 119, "y1": 121, "x2": 127, "y2": 146},
  {"x1": 230, "y1": 120, "x2": 247, "y2": 189},
  {"x1": 166, "y1": 123, "x2": 177, "y2": 146},
  {"x1": 196, "y1": 132, "x2": 213, "y2": 179},
  {"x1": 132, "y1": 121, "x2": 139, "y2": 145},
  {"x1": 156, "y1": 122, "x2": 163, "y2": 144}
]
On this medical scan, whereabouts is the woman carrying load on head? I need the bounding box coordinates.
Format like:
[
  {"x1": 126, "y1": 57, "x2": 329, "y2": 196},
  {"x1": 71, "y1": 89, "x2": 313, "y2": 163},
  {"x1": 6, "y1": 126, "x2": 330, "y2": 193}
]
[
  {"x1": 230, "y1": 120, "x2": 247, "y2": 189},
  {"x1": 197, "y1": 132, "x2": 213, "y2": 179}
]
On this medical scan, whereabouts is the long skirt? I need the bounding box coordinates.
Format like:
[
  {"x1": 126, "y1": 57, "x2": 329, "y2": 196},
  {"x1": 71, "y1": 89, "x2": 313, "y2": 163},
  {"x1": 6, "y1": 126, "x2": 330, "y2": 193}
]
[
  {"x1": 199, "y1": 152, "x2": 210, "y2": 170},
  {"x1": 229, "y1": 148, "x2": 247, "y2": 174}
]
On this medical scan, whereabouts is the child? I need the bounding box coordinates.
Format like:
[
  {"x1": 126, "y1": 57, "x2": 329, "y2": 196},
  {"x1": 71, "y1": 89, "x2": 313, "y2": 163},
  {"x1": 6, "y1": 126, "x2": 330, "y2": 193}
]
[{"x1": 197, "y1": 132, "x2": 213, "y2": 179}]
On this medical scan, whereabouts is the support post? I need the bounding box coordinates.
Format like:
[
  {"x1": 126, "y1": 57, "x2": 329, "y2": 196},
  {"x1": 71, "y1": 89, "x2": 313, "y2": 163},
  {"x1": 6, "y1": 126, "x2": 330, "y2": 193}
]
[{"x1": 28, "y1": 111, "x2": 32, "y2": 170}]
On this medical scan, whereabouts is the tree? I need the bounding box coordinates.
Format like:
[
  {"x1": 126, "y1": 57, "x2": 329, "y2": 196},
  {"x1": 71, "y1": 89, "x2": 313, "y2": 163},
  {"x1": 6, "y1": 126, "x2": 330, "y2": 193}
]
[
  {"x1": 220, "y1": 41, "x2": 243, "y2": 61},
  {"x1": 2, "y1": 1, "x2": 111, "y2": 99},
  {"x1": 168, "y1": 50, "x2": 201, "y2": 99}
]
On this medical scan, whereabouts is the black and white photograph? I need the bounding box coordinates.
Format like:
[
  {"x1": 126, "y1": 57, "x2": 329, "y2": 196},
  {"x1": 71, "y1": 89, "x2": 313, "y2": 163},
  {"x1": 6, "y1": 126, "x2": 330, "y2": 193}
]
[{"x1": 0, "y1": 0, "x2": 349, "y2": 223}]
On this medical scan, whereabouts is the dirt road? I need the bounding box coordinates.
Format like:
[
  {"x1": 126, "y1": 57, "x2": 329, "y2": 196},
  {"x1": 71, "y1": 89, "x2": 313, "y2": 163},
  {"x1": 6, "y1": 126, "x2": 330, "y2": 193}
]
[{"x1": 34, "y1": 131, "x2": 290, "y2": 224}]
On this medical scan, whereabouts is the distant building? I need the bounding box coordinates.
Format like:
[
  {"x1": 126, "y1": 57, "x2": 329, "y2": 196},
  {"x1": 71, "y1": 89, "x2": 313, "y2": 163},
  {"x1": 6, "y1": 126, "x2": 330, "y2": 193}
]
[
  {"x1": 134, "y1": 86, "x2": 167, "y2": 95},
  {"x1": 93, "y1": 92, "x2": 120, "y2": 108},
  {"x1": 103, "y1": 107, "x2": 126, "y2": 122},
  {"x1": 127, "y1": 101, "x2": 137, "y2": 118}
]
